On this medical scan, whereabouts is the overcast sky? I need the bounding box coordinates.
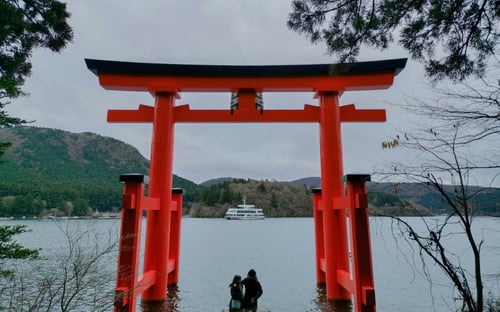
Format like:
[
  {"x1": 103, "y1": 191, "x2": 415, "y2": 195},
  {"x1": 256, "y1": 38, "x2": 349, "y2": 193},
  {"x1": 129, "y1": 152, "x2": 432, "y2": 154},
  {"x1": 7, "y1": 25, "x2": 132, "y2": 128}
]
[{"x1": 8, "y1": 0, "x2": 494, "y2": 186}]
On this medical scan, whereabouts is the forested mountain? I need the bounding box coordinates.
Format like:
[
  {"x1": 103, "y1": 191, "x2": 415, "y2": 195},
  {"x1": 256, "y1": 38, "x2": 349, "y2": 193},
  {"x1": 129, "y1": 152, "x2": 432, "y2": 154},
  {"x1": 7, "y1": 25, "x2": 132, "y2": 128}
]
[
  {"x1": 191, "y1": 178, "x2": 433, "y2": 217},
  {"x1": 192, "y1": 177, "x2": 499, "y2": 217},
  {"x1": 0, "y1": 126, "x2": 497, "y2": 218},
  {"x1": 190, "y1": 179, "x2": 315, "y2": 217},
  {"x1": 0, "y1": 126, "x2": 202, "y2": 217}
]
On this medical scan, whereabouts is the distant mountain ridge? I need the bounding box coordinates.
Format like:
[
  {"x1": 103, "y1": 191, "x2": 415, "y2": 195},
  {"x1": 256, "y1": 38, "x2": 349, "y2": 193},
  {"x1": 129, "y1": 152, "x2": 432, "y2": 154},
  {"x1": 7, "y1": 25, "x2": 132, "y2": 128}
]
[
  {"x1": 289, "y1": 177, "x2": 321, "y2": 188},
  {"x1": 201, "y1": 177, "x2": 234, "y2": 187}
]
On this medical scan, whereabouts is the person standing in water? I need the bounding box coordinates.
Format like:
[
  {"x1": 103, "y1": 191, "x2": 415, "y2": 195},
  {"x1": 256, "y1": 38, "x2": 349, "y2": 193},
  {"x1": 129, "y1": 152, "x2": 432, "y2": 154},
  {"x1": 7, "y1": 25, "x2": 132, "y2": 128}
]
[
  {"x1": 229, "y1": 275, "x2": 244, "y2": 311},
  {"x1": 241, "y1": 269, "x2": 263, "y2": 312}
]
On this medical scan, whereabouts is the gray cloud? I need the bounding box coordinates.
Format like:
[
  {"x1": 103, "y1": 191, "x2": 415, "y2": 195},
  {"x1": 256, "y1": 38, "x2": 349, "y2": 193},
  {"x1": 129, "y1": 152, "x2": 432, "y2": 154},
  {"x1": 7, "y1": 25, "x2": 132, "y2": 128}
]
[{"x1": 7, "y1": 0, "x2": 450, "y2": 184}]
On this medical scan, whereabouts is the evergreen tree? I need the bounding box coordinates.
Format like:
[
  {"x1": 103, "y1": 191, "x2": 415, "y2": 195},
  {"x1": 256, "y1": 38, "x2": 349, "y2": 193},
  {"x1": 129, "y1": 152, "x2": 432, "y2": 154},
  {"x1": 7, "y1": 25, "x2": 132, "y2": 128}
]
[
  {"x1": 287, "y1": 0, "x2": 498, "y2": 81},
  {"x1": 11, "y1": 195, "x2": 32, "y2": 218},
  {"x1": 0, "y1": 225, "x2": 39, "y2": 275},
  {"x1": 257, "y1": 181, "x2": 267, "y2": 193},
  {"x1": 1, "y1": 6, "x2": 74, "y2": 274},
  {"x1": 72, "y1": 198, "x2": 89, "y2": 217},
  {"x1": 220, "y1": 187, "x2": 234, "y2": 203},
  {"x1": 0, "y1": 0, "x2": 73, "y2": 105},
  {"x1": 271, "y1": 192, "x2": 278, "y2": 208},
  {"x1": 1, "y1": 0, "x2": 73, "y2": 154}
]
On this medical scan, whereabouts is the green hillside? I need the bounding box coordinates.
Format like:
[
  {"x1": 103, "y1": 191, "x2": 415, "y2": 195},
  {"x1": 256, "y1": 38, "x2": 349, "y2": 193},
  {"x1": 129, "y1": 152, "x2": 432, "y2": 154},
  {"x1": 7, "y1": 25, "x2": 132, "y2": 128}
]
[
  {"x1": 0, "y1": 126, "x2": 202, "y2": 217},
  {"x1": 1, "y1": 126, "x2": 497, "y2": 219},
  {"x1": 189, "y1": 179, "x2": 315, "y2": 217},
  {"x1": 189, "y1": 178, "x2": 434, "y2": 217}
]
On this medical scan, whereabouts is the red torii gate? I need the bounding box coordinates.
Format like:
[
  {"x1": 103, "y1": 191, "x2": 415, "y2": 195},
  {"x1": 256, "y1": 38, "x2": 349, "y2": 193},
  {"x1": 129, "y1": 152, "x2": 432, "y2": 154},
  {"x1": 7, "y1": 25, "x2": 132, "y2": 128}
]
[{"x1": 86, "y1": 58, "x2": 406, "y2": 312}]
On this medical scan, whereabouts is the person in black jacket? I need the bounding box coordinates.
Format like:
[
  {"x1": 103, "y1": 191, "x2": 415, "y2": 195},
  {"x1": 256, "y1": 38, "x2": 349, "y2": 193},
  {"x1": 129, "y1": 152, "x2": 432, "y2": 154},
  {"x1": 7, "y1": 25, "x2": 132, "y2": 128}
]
[
  {"x1": 241, "y1": 269, "x2": 263, "y2": 312},
  {"x1": 229, "y1": 275, "x2": 244, "y2": 311}
]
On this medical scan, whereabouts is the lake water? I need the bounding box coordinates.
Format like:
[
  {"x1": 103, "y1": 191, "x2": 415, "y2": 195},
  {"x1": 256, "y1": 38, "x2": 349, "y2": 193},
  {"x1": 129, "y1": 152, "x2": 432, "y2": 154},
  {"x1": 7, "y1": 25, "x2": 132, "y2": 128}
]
[{"x1": 1, "y1": 217, "x2": 499, "y2": 311}]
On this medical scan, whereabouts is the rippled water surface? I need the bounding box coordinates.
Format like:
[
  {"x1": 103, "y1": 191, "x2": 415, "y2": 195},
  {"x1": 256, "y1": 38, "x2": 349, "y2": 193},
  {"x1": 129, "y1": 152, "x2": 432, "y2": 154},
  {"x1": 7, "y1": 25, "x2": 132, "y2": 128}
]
[{"x1": 2, "y1": 217, "x2": 500, "y2": 311}]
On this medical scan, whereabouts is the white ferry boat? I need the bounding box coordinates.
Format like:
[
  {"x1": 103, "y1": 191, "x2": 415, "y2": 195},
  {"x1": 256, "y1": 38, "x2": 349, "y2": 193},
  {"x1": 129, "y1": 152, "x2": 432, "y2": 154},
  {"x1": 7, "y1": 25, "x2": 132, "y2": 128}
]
[{"x1": 224, "y1": 200, "x2": 265, "y2": 220}]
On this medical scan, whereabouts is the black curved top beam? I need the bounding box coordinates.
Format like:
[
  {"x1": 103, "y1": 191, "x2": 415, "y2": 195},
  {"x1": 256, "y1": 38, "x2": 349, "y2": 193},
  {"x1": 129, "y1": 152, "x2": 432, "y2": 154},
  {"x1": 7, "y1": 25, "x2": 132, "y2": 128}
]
[{"x1": 85, "y1": 58, "x2": 407, "y2": 78}]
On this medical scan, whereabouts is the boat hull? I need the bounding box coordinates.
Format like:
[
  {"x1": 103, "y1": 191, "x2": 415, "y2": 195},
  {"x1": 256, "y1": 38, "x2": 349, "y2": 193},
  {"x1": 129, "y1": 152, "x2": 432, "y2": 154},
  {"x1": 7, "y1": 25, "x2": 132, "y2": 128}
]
[{"x1": 225, "y1": 216, "x2": 265, "y2": 220}]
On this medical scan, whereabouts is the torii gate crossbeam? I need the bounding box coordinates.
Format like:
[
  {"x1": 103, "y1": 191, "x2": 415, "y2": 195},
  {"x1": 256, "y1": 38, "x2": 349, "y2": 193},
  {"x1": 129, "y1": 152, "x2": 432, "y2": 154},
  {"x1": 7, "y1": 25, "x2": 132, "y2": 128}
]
[{"x1": 86, "y1": 58, "x2": 406, "y2": 312}]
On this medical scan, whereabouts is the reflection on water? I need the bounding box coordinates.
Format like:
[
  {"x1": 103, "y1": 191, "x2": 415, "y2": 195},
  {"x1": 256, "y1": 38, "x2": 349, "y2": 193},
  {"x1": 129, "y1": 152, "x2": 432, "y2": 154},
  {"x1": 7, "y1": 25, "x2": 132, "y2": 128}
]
[
  {"x1": 163, "y1": 284, "x2": 352, "y2": 312},
  {"x1": 313, "y1": 285, "x2": 353, "y2": 312},
  {"x1": 140, "y1": 285, "x2": 181, "y2": 312},
  {"x1": 166, "y1": 285, "x2": 181, "y2": 311},
  {"x1": 3, "y1": 217, "x2": 500, "y2": 311},
  {"x1": 162, "y1": 284, "x2": 354, "y2": 312}
]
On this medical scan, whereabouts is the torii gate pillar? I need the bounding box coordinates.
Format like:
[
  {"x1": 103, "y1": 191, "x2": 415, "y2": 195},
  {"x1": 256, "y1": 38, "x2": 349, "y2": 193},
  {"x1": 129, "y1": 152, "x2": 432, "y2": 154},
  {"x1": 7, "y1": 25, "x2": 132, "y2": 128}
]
[
  {"x1": 142, "y1": 93, "x2": 176, "y2": 303},
  {"x1": 86, "y1": 58, "x2": 406, "y2": 312},
  {"x1": 318, "y1": 92, "x2": 350, "y2": 299}
]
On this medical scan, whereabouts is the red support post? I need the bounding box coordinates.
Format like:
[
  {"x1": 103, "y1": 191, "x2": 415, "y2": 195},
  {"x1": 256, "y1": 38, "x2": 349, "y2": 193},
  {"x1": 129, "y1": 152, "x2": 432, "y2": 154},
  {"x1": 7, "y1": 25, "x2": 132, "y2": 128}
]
[
  {"x1": 318, "y1": 92, "x2": 350, "y2": 301},
  {"x1": 344, "y1": 174, "x2": 376, "y2": 312},
  {"x1": 141, "y1": 93, "x2": 176, "y2": 308},
  {"x1": 114, "y1": 174, "x2": 147, "y2": 312},
  {"x1": 312, "y1": 188, "x2": 325, "y2": 284},
  {"x1": 168, "y1": 188, "x2": 183, "y2": 284}
]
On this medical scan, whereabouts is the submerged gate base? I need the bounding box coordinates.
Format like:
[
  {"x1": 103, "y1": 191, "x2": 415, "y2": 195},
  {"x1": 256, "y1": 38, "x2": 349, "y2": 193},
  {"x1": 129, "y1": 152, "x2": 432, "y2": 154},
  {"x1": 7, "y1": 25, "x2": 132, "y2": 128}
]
[
  {"x1": 314, "y1": 174, "x2": 375, "y2": 312},
  {"x1": 85, "y1": 58, "x2": 406, "y2": 312},
  {"x1": 114, "y1": 174, "x2": 183, "y2": 311}
]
